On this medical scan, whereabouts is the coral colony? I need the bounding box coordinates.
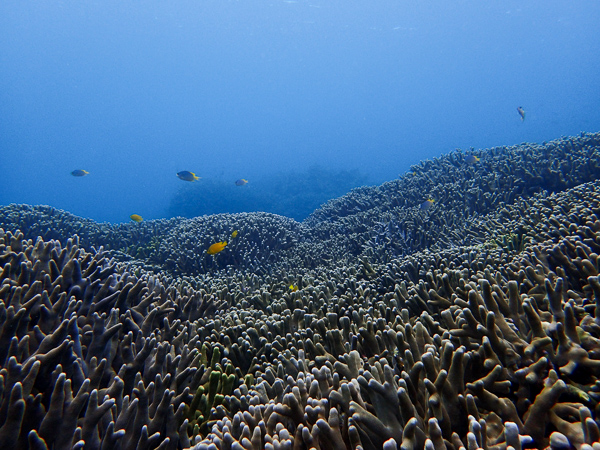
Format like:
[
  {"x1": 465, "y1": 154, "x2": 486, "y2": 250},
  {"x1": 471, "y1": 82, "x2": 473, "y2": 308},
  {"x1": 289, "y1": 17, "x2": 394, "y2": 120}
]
[{"x1": 2, "y1": 132, "x2": 600, "y2": 449}]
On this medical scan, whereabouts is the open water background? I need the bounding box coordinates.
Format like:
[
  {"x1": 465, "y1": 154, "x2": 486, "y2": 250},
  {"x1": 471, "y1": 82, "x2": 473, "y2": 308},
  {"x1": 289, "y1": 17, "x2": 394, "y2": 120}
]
[{"x1": 1, "y1": 0, "x2": 599, "y2": 223}]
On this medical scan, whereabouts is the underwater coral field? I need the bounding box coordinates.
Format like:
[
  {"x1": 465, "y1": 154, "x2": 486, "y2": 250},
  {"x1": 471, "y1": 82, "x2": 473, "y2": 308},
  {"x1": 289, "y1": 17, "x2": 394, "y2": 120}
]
[{"x1": 2, "y1": 133, "x2": 600, "y2": 449}]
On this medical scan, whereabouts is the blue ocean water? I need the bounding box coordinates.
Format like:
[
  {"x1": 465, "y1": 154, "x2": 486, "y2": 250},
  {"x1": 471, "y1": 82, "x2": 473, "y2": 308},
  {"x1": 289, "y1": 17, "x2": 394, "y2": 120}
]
[{"x1": 1, "y1": 1, "x2": 599, "y2": 223}]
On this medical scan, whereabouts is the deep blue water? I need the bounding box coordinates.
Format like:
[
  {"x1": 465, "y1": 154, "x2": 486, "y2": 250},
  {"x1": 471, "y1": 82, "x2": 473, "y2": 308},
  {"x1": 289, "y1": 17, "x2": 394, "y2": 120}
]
[{"x1": 1, "y1": 1, "x2": 599, "y2": 223}]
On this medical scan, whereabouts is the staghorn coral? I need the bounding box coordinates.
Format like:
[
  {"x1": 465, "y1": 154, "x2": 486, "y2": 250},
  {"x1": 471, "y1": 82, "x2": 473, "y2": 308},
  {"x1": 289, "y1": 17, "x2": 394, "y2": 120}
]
[
  {"x1": 0, "y1": 229, "x2": 226, "y2": 449},
  {"x1": 2, "y1": 133, "x2": 600, "y2": 449},
  {"x1": 182, "y1": 182, "x2": 600, "y2": 449}
]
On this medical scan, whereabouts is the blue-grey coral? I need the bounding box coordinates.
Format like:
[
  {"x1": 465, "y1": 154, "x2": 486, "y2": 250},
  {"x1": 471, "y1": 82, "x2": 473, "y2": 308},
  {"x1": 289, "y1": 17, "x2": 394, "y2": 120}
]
[{"x1": 2, "y1": 133, "x2": 600, "y2": 449}]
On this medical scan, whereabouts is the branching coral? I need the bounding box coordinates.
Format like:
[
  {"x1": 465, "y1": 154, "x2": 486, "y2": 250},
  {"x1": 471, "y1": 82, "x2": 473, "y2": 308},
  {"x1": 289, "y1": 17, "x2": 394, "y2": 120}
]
[{"x1": 2, "y1": 134, "x2": 600, "y2": 449}]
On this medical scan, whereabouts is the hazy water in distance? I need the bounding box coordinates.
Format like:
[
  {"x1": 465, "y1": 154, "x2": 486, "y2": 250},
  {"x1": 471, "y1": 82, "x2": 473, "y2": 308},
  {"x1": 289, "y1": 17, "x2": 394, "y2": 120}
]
[{"x1": 1, "y1": 0, "x2": 599, "y2": 223}]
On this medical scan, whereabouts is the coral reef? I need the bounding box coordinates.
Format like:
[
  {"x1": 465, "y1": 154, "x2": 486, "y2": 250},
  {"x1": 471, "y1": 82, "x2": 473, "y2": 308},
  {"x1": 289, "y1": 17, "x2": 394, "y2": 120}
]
[
  {"x1": 306, "y1": 131, "x2": 600, "y2": 263},
  {"x1": 3, "y1": 133, "x2": 600, "y2": 277},
  {"x1": 0, "y1": 230, "x2": 224, "y2": 449},
  {"x1": 2, "y1": 133, "x2": 600, "y2": 449},
  {"x1": 0, "y1": 204, "x2": 183, "y2": 266}
]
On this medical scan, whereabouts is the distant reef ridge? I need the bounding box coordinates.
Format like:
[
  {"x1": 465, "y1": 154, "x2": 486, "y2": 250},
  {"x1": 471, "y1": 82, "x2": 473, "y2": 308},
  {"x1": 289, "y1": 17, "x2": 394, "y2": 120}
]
[
  {"x1": 168, "y1": 166, "x2": 371, "y2": 221},
  {"x1": 1, "y1": 132, "x2": 600, "y2": 449}
]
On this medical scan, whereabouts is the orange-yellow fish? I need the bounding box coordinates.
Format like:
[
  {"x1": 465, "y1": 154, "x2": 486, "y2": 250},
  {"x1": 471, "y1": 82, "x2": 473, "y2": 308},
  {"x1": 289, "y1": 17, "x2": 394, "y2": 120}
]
[
  {"x1": 207, "y1": 241, "x2": 227, "y2": 255},
  {"x1": 130, "y1": 214, "x2": 143, "y2": 222},
  {"x1": 231, "y1": 230, "x2": 238, "y2": 238},
  {"x1": 289, "y1": 284, "x2": 298, "y2": 292}
]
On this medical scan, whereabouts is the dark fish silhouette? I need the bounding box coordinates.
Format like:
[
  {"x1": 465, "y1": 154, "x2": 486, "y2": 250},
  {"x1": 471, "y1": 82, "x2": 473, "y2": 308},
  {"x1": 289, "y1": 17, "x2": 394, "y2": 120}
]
[
  {"x1": 465, "y1": 155, "x2": 480, "y2": 164},
  {"x1": 177, "y1": 171, "x2": 200, "y2": 182},
  {"x1": 420, "y1": 199, "x2": 435, "y2": 210}
]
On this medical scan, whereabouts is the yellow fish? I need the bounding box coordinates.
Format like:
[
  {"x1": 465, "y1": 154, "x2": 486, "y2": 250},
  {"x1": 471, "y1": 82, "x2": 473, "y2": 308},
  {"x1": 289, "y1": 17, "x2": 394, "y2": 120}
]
[
  {"x1": 130, "y1": 214, "x2": 143, "y2": 222},
  {"x1": 207, "y1": 241, "x2": 227, "y2": 255},
  {"x1": 231, "y1": 230, "x2": 238, "y2": 238},
  {"x1": 289, "y1": 284, "x2": 298, "y2": 292}
]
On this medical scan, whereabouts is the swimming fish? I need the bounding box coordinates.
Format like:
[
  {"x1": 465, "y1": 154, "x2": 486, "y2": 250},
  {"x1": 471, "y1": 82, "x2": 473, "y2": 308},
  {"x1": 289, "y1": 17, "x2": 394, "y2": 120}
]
[
  {"x1": 235, "y1": 179, "x2": 248, "y2": 186},
  {"x1": 465, "y1": 155, "x2": 480, "y2": 165},
  {"x1": 177, "y1": 171, "x2": 200, "y2": 182},
  {"x1": 289, "y1": 284, "x2": 298, "y2": 292},
  {"x1": 517, "y1": 106, "x2": 525, "y2": 121},
  {"x1": 71, "y1": 170, "x2": 89, "y2": 177},
  {"x1": 207, "y1": 241, "x2": 227, "y2": 255},
  {"x1": 420, "y1": 199, "x2": 435, "y2": 210},
  {"x1": 231, "y1": 230, "x2": 238, "y2": 238},
  {"x1": 130, "y1": 214, "x2": 143, "y2": 222}
]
